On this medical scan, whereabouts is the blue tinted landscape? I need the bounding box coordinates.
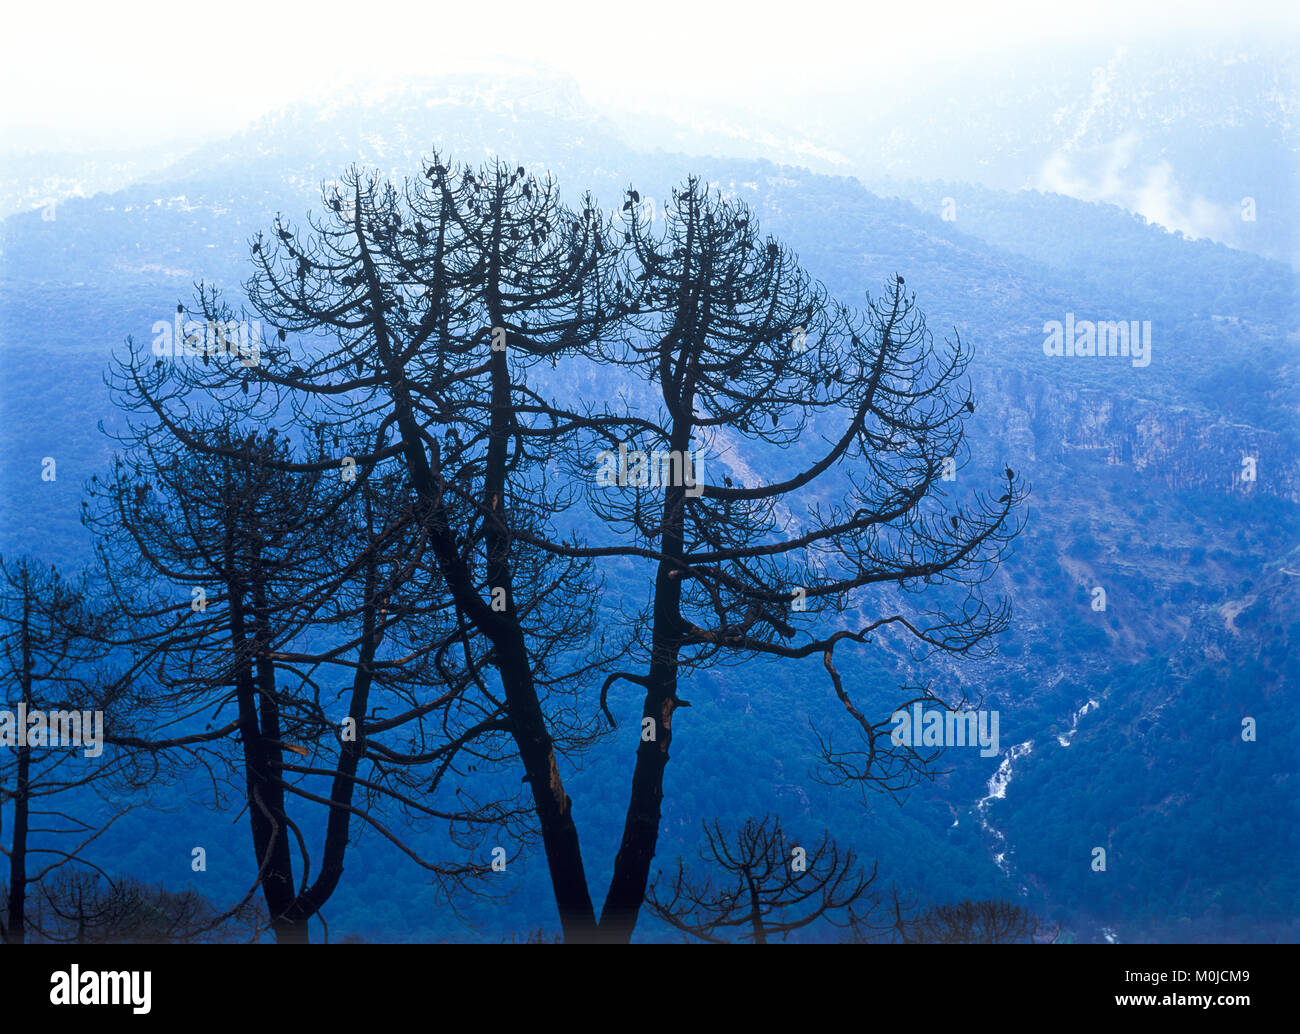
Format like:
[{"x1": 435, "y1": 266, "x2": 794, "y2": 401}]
[{"x1": 0, "y1": 32, "x2": 1296, "y2": 946}]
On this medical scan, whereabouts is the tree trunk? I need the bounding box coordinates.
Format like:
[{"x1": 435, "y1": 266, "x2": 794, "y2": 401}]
[
  {"x1": 376, "y1": 333, "x2": 599, "y2": 941},
  {"x1": 4, "y1": 588, "x2": 35, "y2": 944},
  {"x1": 228, "y1": 573, "x2": 299, "y2": 942},
  {"x1": 600, "y1": 423, "x2": 693, "y2": 942},
  {"x1": 4, "y1": 743, "x2": 30, "y2": 944},
  {"x1": 358, "y1": 216, "x2": 599, "y2": 941}
]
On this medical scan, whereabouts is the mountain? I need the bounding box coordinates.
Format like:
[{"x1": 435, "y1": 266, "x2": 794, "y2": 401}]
[
  {"x1": 0, "y1": 68, "x2": 1296, "y2": 942},
  {"x1": 615, "y1": 42, "x2": 1300, "y2": 268}
]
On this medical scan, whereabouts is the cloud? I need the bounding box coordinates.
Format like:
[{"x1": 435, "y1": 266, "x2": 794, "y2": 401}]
[{"x1": 1034, "y1": 133, "x2": 1237, "y2": 243}]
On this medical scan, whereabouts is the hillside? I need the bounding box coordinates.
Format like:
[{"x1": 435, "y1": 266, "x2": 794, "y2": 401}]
[{"x1": 0, "y1": 75, "x2": 1296, "y2": 942}]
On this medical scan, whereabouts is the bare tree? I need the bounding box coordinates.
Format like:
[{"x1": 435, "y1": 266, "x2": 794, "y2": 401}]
[
  {"x1": 841, "y1": 881, "x2": 922, "y2": 943},
  {"x1": 84, "y1": 388, "x2": 524, "y2": 941},
  {"x1": 911, "y1": 898, "x2": 1049, "y2": 943},
  {"x1": 169, "y1": 154, "x2": 1024, "y2": 942},
  {"x1": 842, "y1": 892, "x2": 1051, "y2": 944},
  {"x1": 142, "y1": 156, "x2": 626, "y2": 941},
  {"x1": 0, "y1": 557, "x2": 139, "y2": 944},
  {"x1": 646, "y1": 814, "x2": 876, "y2": 943},
  {"x1": 565, "y1": 178, "x2": 1026, "y2": 939},
  {"x1": 27, "y1": 868, "x2": 265, "y2": 944}
]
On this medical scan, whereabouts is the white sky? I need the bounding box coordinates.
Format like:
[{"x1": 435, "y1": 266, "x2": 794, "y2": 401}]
[{"x1": 2, "y1": 0, "x2": 1297, "y2": 151}]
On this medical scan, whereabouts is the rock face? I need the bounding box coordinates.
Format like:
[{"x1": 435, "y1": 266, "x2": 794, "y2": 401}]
[{"x1": 968, "y1": 365, "x2": 1299, "y2": 502}]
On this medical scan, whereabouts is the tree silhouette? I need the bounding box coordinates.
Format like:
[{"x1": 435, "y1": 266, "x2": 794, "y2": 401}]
[
  {"x1": 152, "y1": 152, "x2": 1025, "y2": 942},
  {"x1": 910, "y1": 898, "x2": 1050, "y2": 943},
  {"x1": 842, "y1": 892, "x2": 1051, "y2": 943},
  {"x1": 131, "y1": 156, "x2": 627, "y2": 941},
  {"x1": 0, "y1": 557, "x2": 138, "y2": 944},
  {"x1": 27, "y1": 869, "x2": 266, "y2": 944},
  {"x1": 646, "y1": 815, "x2": 876, "y2": 943},
  {"x1": 84, "y1": 384, "x2": 525, "y2": 941},
  {"x1": 565, "y1": 178, "x2": 1026, "y2": 938},
  {"x1": 841, "y1": 882, "x2": 923, "y2": 944}
]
